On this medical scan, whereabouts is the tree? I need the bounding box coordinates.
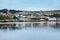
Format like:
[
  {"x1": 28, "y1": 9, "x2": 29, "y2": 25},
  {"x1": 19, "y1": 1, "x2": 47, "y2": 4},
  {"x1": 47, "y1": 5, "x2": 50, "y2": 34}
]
[
  {"x1": 1, "y1": 9, "x2": 8, "y2": 13},
  {"x1": 53, "y1": 14, "x2": 60, "y2": 17},
  {"x1": 0, "y1": 15, "x2": 9, "y2": 20},
  {"x1": 13, "y1": 16, "x2": 18, "y2": 19},
  {"x1": 9, "y1": 10, "x2": 17, "y2": 13}
]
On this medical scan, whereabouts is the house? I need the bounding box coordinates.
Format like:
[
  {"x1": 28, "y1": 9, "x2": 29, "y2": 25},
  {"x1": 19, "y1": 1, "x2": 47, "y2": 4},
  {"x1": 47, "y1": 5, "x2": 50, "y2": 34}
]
[
  {"x1": 5, "y1": 12, "x2": 13, "y2": 18},
  {"x1": 0, "y1": 12, "x2": 6, "y2": 16},
  {"x1": 48, "y1": 17, "x2": 56, "y2": 21}
]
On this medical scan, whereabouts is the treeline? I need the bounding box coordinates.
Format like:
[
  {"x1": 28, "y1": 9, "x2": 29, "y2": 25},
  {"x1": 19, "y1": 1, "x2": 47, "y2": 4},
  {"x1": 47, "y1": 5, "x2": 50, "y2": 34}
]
[
  {"x1": 0, "y1": 9, "x2": 60, "y2": 13},
  {"x1": 0, "y1": 9, "x2": 23, "y2": 13},
  {"x1": 49, "y1": 14, "x2": 60, "y2": 17}
]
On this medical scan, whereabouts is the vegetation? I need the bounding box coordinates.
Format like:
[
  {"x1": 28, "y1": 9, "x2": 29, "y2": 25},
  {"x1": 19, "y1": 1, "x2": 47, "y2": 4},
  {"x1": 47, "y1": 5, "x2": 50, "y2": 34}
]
[
  {"x1": 0, "y1": 15, "x2": 9, "y2": 20},
  {"x1": 49, "y1": 14, "x2": 60, "y2": 17},
  {"x1": 13, "y1": 16, "x2": 18, "y2": 19},
  {"x1": 0, "y1": 9, "x2": 23, "y2": 13},
  {"x1": 0, "y1": 9, "x2": 8, "y2": 13},
  {"x1": 0, "y1": 9, "x2": 60, "y2": 22},
  {"x1": 53, "y1": 14, "x2": 60, "y2": 17},
  {"x1": 9, "y1": 10, "x2": 17, "y2": 13},
  {"x1": 31, "y1": 18, "x2": 40, "y2": 20}
]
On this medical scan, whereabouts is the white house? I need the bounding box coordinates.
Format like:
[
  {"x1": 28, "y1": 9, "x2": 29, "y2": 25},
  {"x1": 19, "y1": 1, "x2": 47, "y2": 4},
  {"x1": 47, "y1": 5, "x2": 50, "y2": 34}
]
[{"x1": 48, "y1": 17, "x2": 56, "y2": 21}]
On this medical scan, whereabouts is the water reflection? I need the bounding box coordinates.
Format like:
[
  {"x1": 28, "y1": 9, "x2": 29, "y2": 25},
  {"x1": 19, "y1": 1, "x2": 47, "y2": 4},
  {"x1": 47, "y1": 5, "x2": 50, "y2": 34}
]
[
  {"x1": 0, "y1": 22, "x2": 60, "y2": 40},
  {"x1": 0, "y1": 21, "x2": 60, "y2": 29}
]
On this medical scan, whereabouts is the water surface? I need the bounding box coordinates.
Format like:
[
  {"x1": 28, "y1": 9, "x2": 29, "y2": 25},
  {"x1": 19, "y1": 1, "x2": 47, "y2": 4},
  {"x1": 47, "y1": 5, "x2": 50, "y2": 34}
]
[{"x1": 0, "y1": 21, "x2": 60, "y2": 40}]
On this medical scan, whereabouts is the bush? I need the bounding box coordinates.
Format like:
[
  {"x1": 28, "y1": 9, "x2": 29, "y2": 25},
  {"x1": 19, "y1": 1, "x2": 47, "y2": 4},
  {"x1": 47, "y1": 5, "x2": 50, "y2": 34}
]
[
  {"x1": 0, "y1": 15, "x2": 9, "y2": 20},
  {"x1": 13, "y1": 16, "x2": 18, "y2": 19},
  {"x1": 43, "y1": 18, "x2": 48, "y2": 21}
]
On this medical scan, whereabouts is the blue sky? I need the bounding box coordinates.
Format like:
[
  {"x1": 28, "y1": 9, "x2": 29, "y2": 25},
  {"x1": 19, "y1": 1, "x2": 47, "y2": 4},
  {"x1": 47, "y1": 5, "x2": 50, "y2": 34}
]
[{"x1": 0, "y1": 0, "x2": 60, "y2": 11}]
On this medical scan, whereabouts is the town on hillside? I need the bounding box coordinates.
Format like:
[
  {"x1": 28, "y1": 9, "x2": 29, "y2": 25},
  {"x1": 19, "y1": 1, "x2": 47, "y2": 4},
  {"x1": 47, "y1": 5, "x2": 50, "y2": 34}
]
[{"x1": 0, "y1": 9, "x2": 60, "y2": 22}]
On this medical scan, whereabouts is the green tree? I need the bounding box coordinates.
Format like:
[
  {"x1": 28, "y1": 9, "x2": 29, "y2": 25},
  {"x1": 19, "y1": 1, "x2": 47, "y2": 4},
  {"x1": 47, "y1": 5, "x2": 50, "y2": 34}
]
[
  {"x1": 0, "y1": 15, "x2": 9, "y2": 20},
  {"x1": 9, "y1": 10, "x2": 17, "y2": 13},
  {"x1": 0, "y1": 9, "x2": 8, "y2": 13},
  {"x1": 13, "y1": 16, "x2": 18, "y2": 19},
  {"x1": 53, "y1": 14, "x2": 60, "y2": 17}
]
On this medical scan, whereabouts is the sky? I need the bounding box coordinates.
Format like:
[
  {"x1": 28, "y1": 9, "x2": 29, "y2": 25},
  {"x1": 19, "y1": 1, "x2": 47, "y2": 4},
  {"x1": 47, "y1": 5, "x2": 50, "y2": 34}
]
[{"x1": 0, "y1": 0, "x2": 60, "y2": 11}]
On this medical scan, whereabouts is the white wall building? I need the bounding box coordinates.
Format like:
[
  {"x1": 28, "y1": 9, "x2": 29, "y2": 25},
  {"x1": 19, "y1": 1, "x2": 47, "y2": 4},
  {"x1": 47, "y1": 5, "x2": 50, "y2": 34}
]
[{"x1": 48, "y1": 17, "x2": 56, "y2": 21}]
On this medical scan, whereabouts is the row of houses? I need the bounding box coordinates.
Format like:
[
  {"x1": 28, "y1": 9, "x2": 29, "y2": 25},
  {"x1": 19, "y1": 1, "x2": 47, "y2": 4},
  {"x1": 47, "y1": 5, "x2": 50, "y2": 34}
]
[
  {"x1": 0, "y1": 12, "x2": 13, "y2": 18},
  {"x1": 0, "y1": 11, "x2": 57, "y2": 21},
  {"x1": 14, "y1": 11, "x2": 57, "y2": 21}
]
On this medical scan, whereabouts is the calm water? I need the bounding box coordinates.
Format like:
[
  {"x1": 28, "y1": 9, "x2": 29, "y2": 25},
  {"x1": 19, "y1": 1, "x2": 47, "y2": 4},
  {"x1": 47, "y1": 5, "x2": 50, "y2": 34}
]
[{"x1": 0, "y1": 21, "x2": 60, "y2": 40}]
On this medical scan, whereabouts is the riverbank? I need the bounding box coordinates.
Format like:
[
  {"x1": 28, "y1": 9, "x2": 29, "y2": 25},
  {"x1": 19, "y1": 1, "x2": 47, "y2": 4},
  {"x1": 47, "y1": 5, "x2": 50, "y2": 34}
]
[
  {"x1": 0, "y1": 20, "x2": 59, "y2": 22},
  {"x1": 0, "y1": 19, "x2": 58, "y2": 22}
]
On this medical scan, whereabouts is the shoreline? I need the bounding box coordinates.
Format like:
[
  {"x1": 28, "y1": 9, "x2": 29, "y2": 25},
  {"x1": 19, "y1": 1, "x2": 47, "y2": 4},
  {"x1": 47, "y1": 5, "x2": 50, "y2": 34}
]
[{"x1": 0, "y1": 20, "x2": 60, "y2": 22}]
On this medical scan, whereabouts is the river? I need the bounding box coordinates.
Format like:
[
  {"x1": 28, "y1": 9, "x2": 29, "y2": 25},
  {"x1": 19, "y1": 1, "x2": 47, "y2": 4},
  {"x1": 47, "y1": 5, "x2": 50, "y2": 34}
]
[{"x1": 0, "y1": 21, "x2": 60, "y2": 40}]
